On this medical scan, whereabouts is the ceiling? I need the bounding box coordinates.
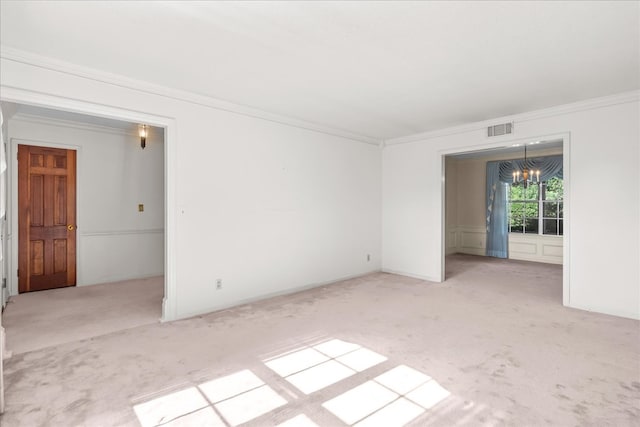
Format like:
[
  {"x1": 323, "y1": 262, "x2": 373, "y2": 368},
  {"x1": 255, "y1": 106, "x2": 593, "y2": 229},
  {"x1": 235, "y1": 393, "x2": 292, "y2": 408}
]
[{"x1": 1, "y1": 1, "x2": 638, "y2": 140}]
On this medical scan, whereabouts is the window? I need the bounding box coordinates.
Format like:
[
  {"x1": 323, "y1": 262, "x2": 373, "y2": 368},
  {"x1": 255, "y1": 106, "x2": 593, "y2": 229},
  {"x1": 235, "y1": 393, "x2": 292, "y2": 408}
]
[{"x1": 509, "y1": 177, "x2": 563, "y2": 235}]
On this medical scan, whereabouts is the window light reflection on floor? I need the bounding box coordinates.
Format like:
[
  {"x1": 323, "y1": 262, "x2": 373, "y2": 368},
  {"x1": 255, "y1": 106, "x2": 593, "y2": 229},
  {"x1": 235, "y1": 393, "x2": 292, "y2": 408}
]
[
  {"x1": 264, "y1": 339, "x2": 388, "y2": 395},
  {"x1": 276, "y1": 413, "x2": 321, "y2": 427},
  {"x1": 133, "y1": 369, "x2": 288, "y2": 427},
  {"x1": 161, "y1": 407, "x2": 225, "y2": 427},
  {"x1": 354, "y1": 398, "x2": 425, "y2": 427},
  {"x1": 322, "y1": 364, "x2": 451, "y2": 426},
  {"x1": 199, "y1": 369, "x2": 287, "y2": 426},
  {"x1": 133, "y1": 387, "x2": 213, "y2": 427},
  {"x1": 323, "y1": 381, "x2": 399, "y2": 425},
  {"x1": 134, "y1": 340, "x2": 454, "y2": 427}
]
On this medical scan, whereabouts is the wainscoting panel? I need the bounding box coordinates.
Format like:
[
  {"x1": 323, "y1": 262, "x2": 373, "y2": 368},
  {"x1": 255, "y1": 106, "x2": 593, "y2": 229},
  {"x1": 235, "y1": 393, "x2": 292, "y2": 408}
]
[
  {"x1": 78, "y1": 229, "x2": 164, "y2": 285},
  {"x1": 457, "y1": 226, "x2": 486, "y2": 256},
  {"x1": 508, "y1": 234, "x2": 563, "y2": 264},
  {"x1": 542, "y1": 244, "x2": 563, "y2": 257},
  {"x1": 510, "y1": 241, "x2": 537, "y2": 255},
  {"x1": 447, "y1": 225, "x2": 563, "y2": 264},
  {"x1": 446, "y1": 229, "x2": 458, "y2": 255}
]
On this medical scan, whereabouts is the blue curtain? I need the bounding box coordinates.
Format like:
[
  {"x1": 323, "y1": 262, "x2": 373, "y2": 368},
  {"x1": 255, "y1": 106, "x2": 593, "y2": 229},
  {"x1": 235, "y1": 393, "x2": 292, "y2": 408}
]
[
  {"x1": 485, "y1": 154, "x2": 563, "y2": 258},
  {"x1": 498, "y1": 154, "x2": 563, "y2": 183},
  {"x1": 486, "y1": 161, "x2": 509, "y2": 258}
]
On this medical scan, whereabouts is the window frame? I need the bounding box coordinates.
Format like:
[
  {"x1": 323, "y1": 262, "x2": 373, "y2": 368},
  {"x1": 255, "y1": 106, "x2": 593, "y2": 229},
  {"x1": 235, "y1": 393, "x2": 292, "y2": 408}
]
[{"x1": 508, "y1": 178, "x2": 563, "y2": 236}]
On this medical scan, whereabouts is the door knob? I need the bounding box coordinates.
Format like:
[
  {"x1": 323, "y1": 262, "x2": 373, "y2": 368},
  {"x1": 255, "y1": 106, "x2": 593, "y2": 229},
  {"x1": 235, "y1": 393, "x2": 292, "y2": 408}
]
[{"x1": 67, "y1": 224, "x2": 75, "y2": 231}]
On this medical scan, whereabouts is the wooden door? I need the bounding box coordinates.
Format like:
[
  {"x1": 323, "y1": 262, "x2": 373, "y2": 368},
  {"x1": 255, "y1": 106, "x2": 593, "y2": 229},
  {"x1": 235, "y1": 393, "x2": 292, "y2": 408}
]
[{"x1": 18, "y1": 145, "x2": 76, "y2": 293}]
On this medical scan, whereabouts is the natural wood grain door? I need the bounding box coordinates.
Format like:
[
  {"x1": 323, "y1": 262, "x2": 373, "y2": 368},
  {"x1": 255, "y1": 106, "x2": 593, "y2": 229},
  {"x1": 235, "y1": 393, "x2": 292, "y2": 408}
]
[{"x1": 18, "y1": 145, "x2": 76, "y2": 293}]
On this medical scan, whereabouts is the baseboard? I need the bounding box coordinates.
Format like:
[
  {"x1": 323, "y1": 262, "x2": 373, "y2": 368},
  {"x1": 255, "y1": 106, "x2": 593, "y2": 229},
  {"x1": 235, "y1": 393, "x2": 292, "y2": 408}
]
[
  {"x1": 77, "y1": 272, "x2": 164, "y2": 287},
  {"x1": 381, "y1": 268, "x2": 440, "y2": 282},
  {"x1": 566, "y1": 302, "x2": 640, "y2": 321},
  {"x1": 168, "y1": 269, "x2": 383, "y2": 322}
]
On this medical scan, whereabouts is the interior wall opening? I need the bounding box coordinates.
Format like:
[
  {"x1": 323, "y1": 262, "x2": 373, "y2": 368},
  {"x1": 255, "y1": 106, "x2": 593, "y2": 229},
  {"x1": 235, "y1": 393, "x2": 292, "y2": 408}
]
[
  {"x1": 0, "y1": 101, "x2": 166, "y2": 353},
  {"x1": 443, "y1": 138, "x2": 565, "y2": 303}
]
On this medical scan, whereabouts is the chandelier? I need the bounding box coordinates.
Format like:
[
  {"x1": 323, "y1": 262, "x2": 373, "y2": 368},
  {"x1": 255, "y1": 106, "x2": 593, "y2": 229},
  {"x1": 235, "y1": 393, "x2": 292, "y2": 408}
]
[{"x1": 512, "y1": 145, "x2": 540, "y2": 188}]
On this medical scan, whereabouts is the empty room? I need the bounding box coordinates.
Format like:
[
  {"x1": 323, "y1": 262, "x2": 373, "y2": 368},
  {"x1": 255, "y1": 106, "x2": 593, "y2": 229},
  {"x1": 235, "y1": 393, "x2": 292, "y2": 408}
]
[{"x1": 0, "y1": 1, "x2": 638, "y2": 426}]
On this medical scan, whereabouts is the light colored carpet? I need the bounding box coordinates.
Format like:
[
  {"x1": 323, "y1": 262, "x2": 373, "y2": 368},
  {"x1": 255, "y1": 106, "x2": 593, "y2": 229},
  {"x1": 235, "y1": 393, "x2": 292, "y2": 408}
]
[
  {"x1": 1, "y1": 255, "x2": 638, "y2": 426},
  {"x1": 2, "y1": 276, "x2": 163, "y2": 354}
]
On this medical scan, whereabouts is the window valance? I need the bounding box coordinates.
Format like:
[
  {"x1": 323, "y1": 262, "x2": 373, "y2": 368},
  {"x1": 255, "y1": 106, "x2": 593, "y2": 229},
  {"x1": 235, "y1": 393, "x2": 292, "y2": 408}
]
[{"x1": 496, "y1": 154, "x2": 563, "y2": 183}]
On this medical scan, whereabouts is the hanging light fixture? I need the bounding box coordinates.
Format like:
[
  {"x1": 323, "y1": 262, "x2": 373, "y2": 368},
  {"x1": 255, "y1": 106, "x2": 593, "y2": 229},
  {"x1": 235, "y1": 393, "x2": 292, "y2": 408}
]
[
  {"x1": 139, "y1": 124, "x2": 148, "y2": 149},
  {"x1": 512, "y1": 145, "x2": 540, "y2": 188}
]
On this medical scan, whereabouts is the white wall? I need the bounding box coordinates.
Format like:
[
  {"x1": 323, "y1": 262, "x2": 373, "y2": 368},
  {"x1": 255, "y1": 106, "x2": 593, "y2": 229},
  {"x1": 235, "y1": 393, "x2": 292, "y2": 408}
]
[
  {"x1": 446, "y1": 148, "x2": 564, "y2": 264},
  {"x1": 444, "y1": 157, "x2": 457, "y2": 255},
  {"x1": 383, "y1": 94, "x2": 640, "y2": 319},
  {"x1": 7, "y1": 116, "x2": 164, "y2": 288},
  {"x1": 0, "y1": 54, "x2": 382, "y2": 320},
  {"x1": 0, "y1": 108, "x2": 8, "y2": 308},
  {"x1": 171, "y1": 107, "x2": 381, "y2": 319},
  {"x1": 2, "y1": 51, "x2": 636, "y2": 321}
]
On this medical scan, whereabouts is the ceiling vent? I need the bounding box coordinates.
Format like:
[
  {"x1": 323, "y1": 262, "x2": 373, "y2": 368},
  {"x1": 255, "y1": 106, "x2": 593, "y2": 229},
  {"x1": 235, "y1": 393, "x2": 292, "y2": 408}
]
[{"x1": 487, "y1": 122, "x2": 513, "y2": 137}]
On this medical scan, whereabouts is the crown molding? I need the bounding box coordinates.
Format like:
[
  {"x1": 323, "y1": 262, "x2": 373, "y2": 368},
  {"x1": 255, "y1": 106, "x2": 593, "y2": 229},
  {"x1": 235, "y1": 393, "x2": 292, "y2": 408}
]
[
  {"x1": 0, "y1": 45, "x2": 381, "y2": 146},
  {"x1": 11, "y1": 113, "x2": 140, "y2": 137},
  {"x1": 385, "y1": 90, "x2": 640, "y2": 146}
]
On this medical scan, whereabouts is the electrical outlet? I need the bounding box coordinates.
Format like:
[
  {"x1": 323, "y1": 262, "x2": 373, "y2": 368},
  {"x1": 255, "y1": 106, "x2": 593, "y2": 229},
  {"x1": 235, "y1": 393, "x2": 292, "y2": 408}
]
[{"x1": 216, "y1": 279, "x2": 222, "y2": 290}]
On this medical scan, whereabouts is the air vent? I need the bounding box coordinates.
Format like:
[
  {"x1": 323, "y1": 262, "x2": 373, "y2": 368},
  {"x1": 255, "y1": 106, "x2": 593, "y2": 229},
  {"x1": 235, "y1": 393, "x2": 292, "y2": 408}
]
[{"x1": 487, "y1": 122, "x2": 513, "y2": 137}]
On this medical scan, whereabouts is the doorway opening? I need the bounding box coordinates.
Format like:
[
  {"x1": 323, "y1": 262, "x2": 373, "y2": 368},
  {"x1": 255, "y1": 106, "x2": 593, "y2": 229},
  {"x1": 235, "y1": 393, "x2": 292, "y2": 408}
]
[
  {"x1": 1, "y1": 101, "x2": 170, "y2": 353},
  {"x1": 441, "y1": 135, "x2": 570, "y2": 306}
]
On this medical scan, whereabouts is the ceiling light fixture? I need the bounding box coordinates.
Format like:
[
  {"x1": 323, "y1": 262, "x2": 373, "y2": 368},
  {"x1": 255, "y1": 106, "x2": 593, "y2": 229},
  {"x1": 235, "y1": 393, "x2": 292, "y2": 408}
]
[
  {"x1": 139, "y1": 124, "x2": 147, "y2": 149},
  {"x1": 512, "y1": 145, "x2": 539, "y2": 188}
]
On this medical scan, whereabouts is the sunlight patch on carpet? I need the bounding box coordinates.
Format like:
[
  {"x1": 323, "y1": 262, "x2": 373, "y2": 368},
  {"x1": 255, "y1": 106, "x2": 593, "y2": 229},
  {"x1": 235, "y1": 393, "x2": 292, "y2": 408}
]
[
  {"x1": 276, "y1": 413, "x2": 321, "y2": 427},
  {"x1": 133, "y1": 387, "x2": 212, "y2": 427},
  {"x1": 322, "y1": 364, "x2": 450, "y2": 426},
  {"x1": 264, "y1": 338, "x2": 388, "y2": 395},
  {"x1": 134, "y1": 339, "x2": 455, "y2": 427}
]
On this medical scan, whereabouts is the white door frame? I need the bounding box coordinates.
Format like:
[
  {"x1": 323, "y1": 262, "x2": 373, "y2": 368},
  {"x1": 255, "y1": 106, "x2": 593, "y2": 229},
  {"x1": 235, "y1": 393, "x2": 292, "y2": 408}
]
[
  {"x1": 439, "y1": 132, "x2": 571, "y2": 307},
  {"x1": 0, "y1": 86, "x2": 178, "y2": 322}
]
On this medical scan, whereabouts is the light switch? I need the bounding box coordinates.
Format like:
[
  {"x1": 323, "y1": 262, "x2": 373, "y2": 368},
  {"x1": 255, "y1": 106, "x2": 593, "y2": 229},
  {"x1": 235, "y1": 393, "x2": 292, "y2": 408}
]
[{"x1": 138, "y1": 204, "x2": 144, "y2": 212}]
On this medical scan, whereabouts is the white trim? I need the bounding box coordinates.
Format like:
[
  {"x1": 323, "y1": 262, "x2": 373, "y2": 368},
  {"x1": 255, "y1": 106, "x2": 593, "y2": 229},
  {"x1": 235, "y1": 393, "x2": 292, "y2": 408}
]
[
  {"x1": 11, "y1": 113, "x2": 139, "y2": 137},
  {"x1": 80, "y1": 229, "x2": 164, "y2": 237},
  {"x1": 381, "y1": 268, "x2": 439, "y2": 282},
  {"x1": 562, "y1": 135, "x2": 571, "y2": 307},
  {"x1": 1, "y1": 86, "x2": 178, "y2": 322},
  {"x1": 567, "y1": 303, "x2": 640, "y2": 321},
  {"x1": 1, "y1": 46, "x2": 381, "y2": 146},
  {"x1": 440, "y1": 154, "x2": 447, "y2": 281},
  {"x1": 0, "y1": 86, "x2": 173, "y2": 128},
  {"x1": 74, "y1": 273, "x2": 165, "y2": 289},
  {"x1": 388, "y1": 91, "x2": 639, "y2": 145},
  {"x1": 163, "y1": 112, "x2": 178, "y2": 322}
]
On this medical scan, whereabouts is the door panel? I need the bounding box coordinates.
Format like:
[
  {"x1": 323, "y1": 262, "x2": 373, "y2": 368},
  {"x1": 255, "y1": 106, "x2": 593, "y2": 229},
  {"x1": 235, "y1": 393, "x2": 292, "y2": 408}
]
[{"x1": 18, "y1": 145, "x2": 76, "y2": 293}]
